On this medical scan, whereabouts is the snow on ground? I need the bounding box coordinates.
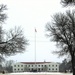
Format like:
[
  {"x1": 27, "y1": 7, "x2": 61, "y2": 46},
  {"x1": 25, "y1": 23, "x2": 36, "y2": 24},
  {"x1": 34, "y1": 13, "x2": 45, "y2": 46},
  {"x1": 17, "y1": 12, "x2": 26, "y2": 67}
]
[{"x1": 9, "y1": 72, "x2": 72, "y2": 75}]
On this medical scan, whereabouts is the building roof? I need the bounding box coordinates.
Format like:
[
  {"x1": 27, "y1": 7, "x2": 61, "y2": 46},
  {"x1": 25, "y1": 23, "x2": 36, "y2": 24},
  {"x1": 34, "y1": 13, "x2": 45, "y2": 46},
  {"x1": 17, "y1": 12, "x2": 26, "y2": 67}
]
[{"x1": 20, "y1": 62, "x2": 52, "y2": 64}]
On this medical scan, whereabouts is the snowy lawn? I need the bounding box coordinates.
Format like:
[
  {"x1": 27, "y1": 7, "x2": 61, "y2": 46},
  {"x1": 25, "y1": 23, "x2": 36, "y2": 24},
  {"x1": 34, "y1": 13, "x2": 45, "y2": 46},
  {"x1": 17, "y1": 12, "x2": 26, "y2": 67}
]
[{"x1": 0, "y1": 72, "x2": 72, "y2": 75}]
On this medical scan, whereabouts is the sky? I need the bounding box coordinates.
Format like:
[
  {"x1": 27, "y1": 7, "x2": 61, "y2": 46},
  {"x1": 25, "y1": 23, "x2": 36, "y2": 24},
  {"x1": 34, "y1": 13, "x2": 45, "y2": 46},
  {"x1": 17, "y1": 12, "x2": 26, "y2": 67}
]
[{"x1": 0, "y1": 0, "x2": 68, "y2": 63}]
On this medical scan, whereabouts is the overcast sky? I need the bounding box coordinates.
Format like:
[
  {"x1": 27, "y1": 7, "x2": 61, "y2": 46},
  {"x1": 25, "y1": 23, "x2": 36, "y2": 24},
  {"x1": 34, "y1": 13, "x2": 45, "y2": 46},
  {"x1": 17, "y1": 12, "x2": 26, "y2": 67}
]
[{"x1": 0, "y1": 0, "x2": 68, "y2": 63}]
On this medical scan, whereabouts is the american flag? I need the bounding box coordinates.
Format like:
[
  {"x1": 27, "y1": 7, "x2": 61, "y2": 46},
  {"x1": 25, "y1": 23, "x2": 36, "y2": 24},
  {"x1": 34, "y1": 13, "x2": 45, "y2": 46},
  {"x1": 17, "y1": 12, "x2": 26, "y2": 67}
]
[{"x1": 35, "y1": 28, "x2": 37, "y2": 32}]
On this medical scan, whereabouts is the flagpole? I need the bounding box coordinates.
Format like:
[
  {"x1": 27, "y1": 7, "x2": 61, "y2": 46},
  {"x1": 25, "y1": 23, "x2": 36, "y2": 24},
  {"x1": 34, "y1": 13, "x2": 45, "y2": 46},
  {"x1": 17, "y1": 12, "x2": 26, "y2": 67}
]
[
  {"x1": 35, "y1": 28, "x2": 36, "y2": 64},
  {"x1": 34, "y1": 28, "x2": 37, "y2": 71}
]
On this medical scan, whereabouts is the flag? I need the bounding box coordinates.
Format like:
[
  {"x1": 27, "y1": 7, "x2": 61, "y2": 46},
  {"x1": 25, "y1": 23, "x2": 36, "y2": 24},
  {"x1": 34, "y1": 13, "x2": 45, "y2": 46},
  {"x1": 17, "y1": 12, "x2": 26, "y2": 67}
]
[{"x1": 35, "y1": 28, "x2": 37, "y2": 32}]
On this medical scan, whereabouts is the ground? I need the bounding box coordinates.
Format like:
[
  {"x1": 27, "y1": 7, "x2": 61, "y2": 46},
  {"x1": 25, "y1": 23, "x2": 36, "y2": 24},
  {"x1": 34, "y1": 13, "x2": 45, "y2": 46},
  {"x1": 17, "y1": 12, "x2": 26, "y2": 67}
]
[{"x1": 0, "y1": 72, "x2": 72, "y2": 75}]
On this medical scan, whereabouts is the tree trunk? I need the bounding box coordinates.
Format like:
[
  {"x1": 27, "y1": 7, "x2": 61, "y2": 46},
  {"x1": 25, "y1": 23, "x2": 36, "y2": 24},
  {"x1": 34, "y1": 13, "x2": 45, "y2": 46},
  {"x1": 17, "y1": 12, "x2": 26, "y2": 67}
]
[
  {"x1": 71, "y1": 55, "x2": 75, "y2": 75},
  {"x1": 72, "y1": 63, "x2": 75, "y2": 75}
]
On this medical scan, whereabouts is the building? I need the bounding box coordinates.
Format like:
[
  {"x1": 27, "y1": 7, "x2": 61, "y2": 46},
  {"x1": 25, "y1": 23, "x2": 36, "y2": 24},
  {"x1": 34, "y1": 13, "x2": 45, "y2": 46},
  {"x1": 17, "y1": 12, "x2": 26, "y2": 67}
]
[{"x1": 12, "y1": 62, "x2": 60, "y2": 72}]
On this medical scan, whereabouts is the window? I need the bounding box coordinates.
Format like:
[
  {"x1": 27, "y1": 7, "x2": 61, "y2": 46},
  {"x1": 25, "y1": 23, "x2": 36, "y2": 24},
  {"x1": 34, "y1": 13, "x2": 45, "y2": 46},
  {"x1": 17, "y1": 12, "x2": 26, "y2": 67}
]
[
  {"x1": 56, "y1": 68, "x2": 57, "y2": 70},
  {"x1": 49, "y1": 65, "x2": 50, "y2": 67},
  {"x1": 14, "y1": 69, "x2": 16, "y2": 70},
  {"x1": 21, "y1": 65, "x2": 23, "y2": 67},
  {"x1": 42, "y1": 65, "x2": 43, "y2": 67},
  {"x1": 56, "y1": 65, "x2": 57, "y2": 67},
  {"x1": 18, "y1": 69, "x2": 19, "y2": 70},
  {"x1": 38, "y1": 65, "x2": 40, "y2": 67},
  {"x1": 32, "y1": 65, "x2": 33, "y2": 67},
  {"x1": 38, "y1": 68, "x2": 40, "y2": 71},
  {"x1": 42, "y1": 68, "x2": 43, "y2": 70},
  {"x1": 18, "y1": 65, "x2": 19, "y2": 67},
  {"x1": 29, "y1": 65, "x2": 30, "y2": 67},
  {"x1": 21, "y1": 69, "x2": 23, "y2": 71},
  {"x1": 35, "y1": 65, "x2": 37, "y2": 67},
  {"x1": 52, "y1": 68, "x2": 54, "y2": 70},
  {"x1": 52, "y1": 65, "x2": 54, "y2": 67},
  {"x1": 49, "y1": 68, "x2": 50, "y2": 70},
  {"x1": 45, "y1": 65, "x2": 46, "y2": 67},
  {"x1": 25, "y1": 65, "x2": 27, "y2": 67}
]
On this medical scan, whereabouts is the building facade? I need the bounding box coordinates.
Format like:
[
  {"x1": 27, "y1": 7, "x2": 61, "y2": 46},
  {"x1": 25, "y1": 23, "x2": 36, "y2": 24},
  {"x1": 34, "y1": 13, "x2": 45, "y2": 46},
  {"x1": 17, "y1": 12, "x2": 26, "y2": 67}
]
[{"x1": 12, "y1": 62, "x2": 60, "y2": 72}]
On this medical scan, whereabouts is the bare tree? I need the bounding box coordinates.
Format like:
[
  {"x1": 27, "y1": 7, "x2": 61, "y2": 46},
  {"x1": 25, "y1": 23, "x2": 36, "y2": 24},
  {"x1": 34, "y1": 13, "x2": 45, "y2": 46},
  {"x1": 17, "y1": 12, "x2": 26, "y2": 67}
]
[
  {"x1": 0, "y1": 4, "x2": 7, "y2": 24},
  {"x1": 4, "y1": 60, "x2": 14, "y2": 73},
  {"x1": 0, "y1": 4, "x2": 28, "y2": 62},
  {"x1": 61, "y1": 0, "x2": 75, "y2": 6},
  {"x1": 46, "y1": 10, "x2": 75, "y2": 75},
  {"x1": 24, "y1": 66, "x2": 29, "y2": 72}
]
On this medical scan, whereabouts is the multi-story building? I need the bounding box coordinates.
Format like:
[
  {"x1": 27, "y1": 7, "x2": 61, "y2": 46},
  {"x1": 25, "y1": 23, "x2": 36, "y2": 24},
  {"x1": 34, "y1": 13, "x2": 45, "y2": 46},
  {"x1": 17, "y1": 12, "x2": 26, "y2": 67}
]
[{"x1": 12, "y1": 62, "x2": 60, "y2": 72}]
